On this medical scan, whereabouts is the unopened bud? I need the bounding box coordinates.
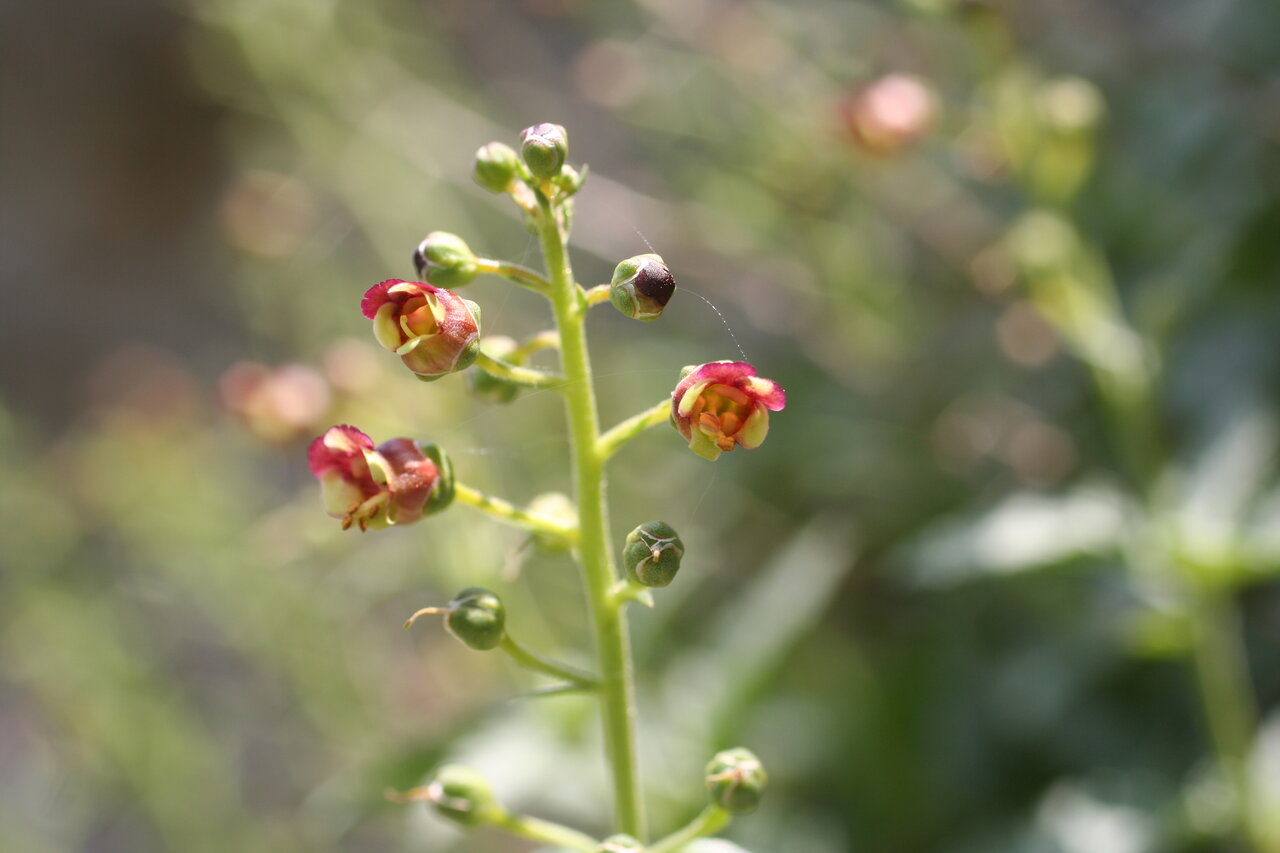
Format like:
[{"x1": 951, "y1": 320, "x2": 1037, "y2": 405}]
[
  {"x1": 469, "y1": 336, "x2": 522, "y2": 404},
  {"x1": 705, "y1": 747, "x2": 767, "y2": 814},
  {"x1": 555, "y1": 163, "x2": 586, "y2": 197},
  {"x1": 519, "y1": 123, "x2": 568, "y2": 180},
  {"x1": 610, "y1": 254, "x2": 676, "y2": 321},
  {"x1": 623, "y1": 521, "x2": 684, "y2": 588},
  {"x1": 413, "y1": 232, "x2": 478, "y2": 288},
  {"x1": 444, "y1": 587, "x2": 506, "y2": 651},
  {"x1": 598, "y1": 835, "x2": 644, "y2": 853},
  {"x1": 473, "y1": 142, "x2": 521, "y2": 193},
  {"x1": 425, "y1": 765, "x2": 497, "y2": 826}
]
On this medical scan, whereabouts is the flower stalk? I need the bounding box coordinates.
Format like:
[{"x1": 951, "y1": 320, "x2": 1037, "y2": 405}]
[{"x1": 534, "y1": 188, "x2": 647, "y2": 839}]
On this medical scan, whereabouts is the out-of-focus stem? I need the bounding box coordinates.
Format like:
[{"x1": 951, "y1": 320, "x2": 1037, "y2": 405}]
[{"x1": 647, "y1": 806, "x2": 731, "y2": 853}]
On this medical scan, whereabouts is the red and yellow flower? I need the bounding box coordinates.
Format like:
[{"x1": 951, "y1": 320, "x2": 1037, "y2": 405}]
[
  {"x1": 361, "y1": 279, "x2": 481, "y2": 379},
  {"x1": 671, "y1": 361, "x2": 786, "y2": 461},
  {"x1": 307, "y1": 425, "x2": 453, "y2": 530}
]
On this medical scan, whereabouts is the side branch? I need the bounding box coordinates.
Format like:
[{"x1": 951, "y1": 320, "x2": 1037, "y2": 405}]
[
  {"x1": 500, "y1": 635, "x2": 599, "y2": 690},
  {"x1": 585, "y1": 284, "x2": 612, "y2": 306},
  {"x1": 474, "y1": 352, "x2": 566, "y2": 389},
  {"x1": 647, "y1": 806, "x2": 732, "y2": 853},
  {"x1": 598, "y1": 399, "x2": 672, "y2": 460},
  {"x1": 475, "y1": 258, "x2": 553, "y2": 292},
  {"x1": 453, "y1": 482, "x2": 577, "y2": 543}
]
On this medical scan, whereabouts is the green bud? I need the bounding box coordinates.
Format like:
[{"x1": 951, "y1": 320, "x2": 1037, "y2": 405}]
[
  {"x1": 413, "y1": 232, "x2": 478, "y2": 288},
  {"x1": 473, "y1": 142, "x2": 521, "y2": 193},
  {"x1": 469, "y1": 336, "x2": 522, "y2": 404},
  {"x1": 598, "y1": 835, "x2": 645, "y2": 853},
  {"x1": 705, "y1": 747, "x2": 767, "y2": 814},
  {"x1": 555, "y1": 163, "x2": 586, "y2": 197},
  {"x1": 609, "y1": 253, "x2": 676, "y2": 321},
  {"x1": 519, "y1": 123, "x2": 568, "y2": 180},
  {"x1": 445, "y1": 587, "x2": 506, "y2": 651},
  {"x1": 622, "y1": 521, "x2": 684, "y2": 588},
  {"x1": 426, "y1": 764, "x2": 497, "y2": 826}
]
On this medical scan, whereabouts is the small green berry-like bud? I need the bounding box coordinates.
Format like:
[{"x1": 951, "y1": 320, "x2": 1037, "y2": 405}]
[
  {"x1": 519, "y1": 123, "x2": 568, "y2": 180},
  {"x1": 598, "y1": 835, "x2": 645, "y2": 853},
  {"x1": 623, "y1": 521, "x2": 684, "y2": 588},
  {"x1": 609, "y1": 254, "x2": 676, "y2": 321},
  {"x1": 705, "y1": 747, "x2": 767, "y2": 814},
  {"x1": 426, "y1": 764, "x2": 496, "y2": 826},
  {"x1": 473, "y1": 142, "x2": 521, "y2": 193},
  {"x1": 445, "y1": 587, "x2": 506, "y2": 651},
  {"x1": 469, "y1": 336, "x2": 522, "y2": 404},
  {"x1": 413, "y1": 232, "x2": 478, "y2": 288}
]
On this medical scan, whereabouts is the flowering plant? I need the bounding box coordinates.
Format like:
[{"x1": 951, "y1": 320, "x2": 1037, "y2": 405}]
[{"x1": 306, "y1": 124, "x2": 785, "y2": 850}]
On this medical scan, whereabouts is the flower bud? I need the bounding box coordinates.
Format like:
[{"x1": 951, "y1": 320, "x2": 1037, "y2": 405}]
[
  {"x1": 555, "y1": 163, "x2": 586, "y2": 197},
  {"x1": 444, "y1": 587, "x2": 506, "y2": 651},
  {"x1": 362, "y1": 279, "x2": 481, "y2": 379},
  {"x1": 671, "y1": 362, "x2": 786, "y2": 461},
  {"x1": 598, "y1": 835, "x2": 644, "y2": 853},
  {"x1": 469, "y1": 336, "x2": 522, "y2": 404},
  {"x1": 705, "y1": 747, "x2": 767, "y2": 815},
  {"x1": 308, "y1": 425, "x2": 453, "y2": 531},
  {"x1": 472, "y1": 142, "x2": 521, "y2": 194},
  {"x1": 425, "y1": 764, "x2": 497, "y2": 826},
  {"x1": 622, "y1": 521, "x2": 684, "y2": 588},
  {"x1": 413, "y1": 232, "x2": 478, "y2": 289},
  {"x1": 519, "y1": 122, "x2": 568, "y2": 180},
  {"x1": 609, "y1": 253, "x2": 676, "y2": 321}
]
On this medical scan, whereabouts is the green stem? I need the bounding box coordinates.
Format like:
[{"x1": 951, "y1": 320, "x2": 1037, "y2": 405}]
[
  {"x1": 535, "y1": 190, "x2": 647, "y2": 839},
  {"x1": 474, "y1": 351, "x2": 565, "y2": 389},
  {"x1": 500, "y1": 634, "x2": 599, "y2": 690},
  {"x1": 489, "y1": 809, "x2": 600, "y2": 853},
  {"x1": 585, "y1": 283, "x2": 612, "y2": 306},
  {"x1": 598, "y1": 399, "x2": 671, "y2": 460},
  {"x1": 453, "y1": 482, "x2": 577, "y2": 543},
  {"x1": 1188, "y1": 586, "x2": 1265, "y2": 849},
  {"x1": 475, "y1": 257, "x2": 553, "y2": 292},
  {"x1": 647, "y1": 806, "x2": 731, "y2": 853}
]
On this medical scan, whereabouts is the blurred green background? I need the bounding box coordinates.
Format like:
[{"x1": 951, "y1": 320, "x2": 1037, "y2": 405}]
[{"x1": 4, "y1": 1, "x2": 1280, "y2": 851}]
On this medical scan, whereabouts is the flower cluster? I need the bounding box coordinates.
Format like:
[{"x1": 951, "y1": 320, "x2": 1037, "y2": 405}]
[{"x1": 290, "y1": 123, "x2": 790, "y2": 853}]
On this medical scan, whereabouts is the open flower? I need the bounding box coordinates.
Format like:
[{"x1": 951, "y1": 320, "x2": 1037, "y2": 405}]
[
  {"x1": 671, "y1": 361, "x2": 786, "y2": 461},
  {"x1": 361, "y1": 279, "x2": 481, "y2": 379},
  {"x1": 307, "y1": 425, "x2": 453, "y2": 530}
]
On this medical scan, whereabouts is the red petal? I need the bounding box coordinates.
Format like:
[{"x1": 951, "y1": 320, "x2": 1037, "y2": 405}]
[
  {"x1": 360, "y1": 279, "x2": 441, "y2": 319},
  {"x1": 307, "y1": 424, "x2": 374, "y2": 476},
  {"x1": 743, "y1": 376, "x2": 786, "y2": 411}
]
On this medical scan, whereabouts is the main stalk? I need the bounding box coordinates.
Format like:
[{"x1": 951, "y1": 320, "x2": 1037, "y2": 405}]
[{"x1": 535, "y1": 194, "x2": 646, "y2": 839}]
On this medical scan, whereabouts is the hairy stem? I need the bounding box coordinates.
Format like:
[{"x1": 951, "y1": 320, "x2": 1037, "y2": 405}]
[
  {"x1": 474, "y1": 351, "x2": 565, "y2": 389},
  {"x1": 453, "y1": 482, "x2": 577, "y2": 543},
  {"x1": 475, "y1": 257, "x2": 553, "y2": 292},
  {"x1": 598, "y1": 398, "x2": 672, "y2": 460},
  {"x1": 535, "y1": 190, "x2": 646, "y2": 839}
]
